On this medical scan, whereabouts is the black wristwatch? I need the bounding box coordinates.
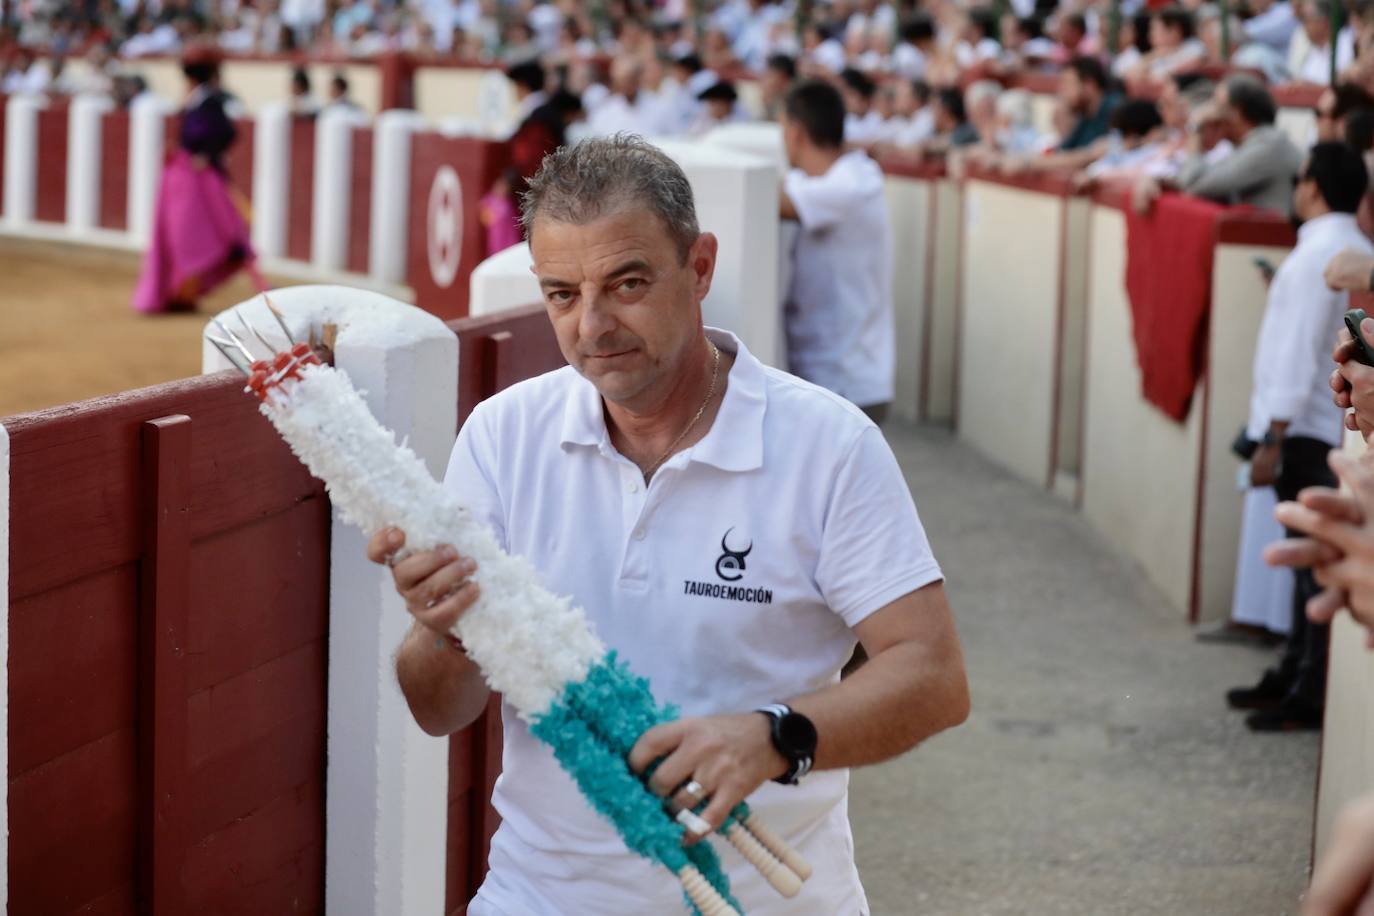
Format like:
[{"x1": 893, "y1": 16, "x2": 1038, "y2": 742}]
[{"x1": 756, "y1": 703, "x2": 817, "y2": 785}]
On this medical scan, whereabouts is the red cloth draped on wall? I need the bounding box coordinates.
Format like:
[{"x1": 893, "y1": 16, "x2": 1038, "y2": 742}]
[{"x1": 1123, "y1": 192, "x2": 1227, "y2": 422}]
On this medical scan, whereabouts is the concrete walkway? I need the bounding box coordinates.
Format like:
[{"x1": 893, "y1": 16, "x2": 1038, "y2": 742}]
[{"x1": 851, "y1": 424, "x2": 1318, "y2": 916}]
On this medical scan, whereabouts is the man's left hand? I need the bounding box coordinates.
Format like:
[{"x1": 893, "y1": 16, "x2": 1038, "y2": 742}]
[{"x1": 628, "y1": 713, "x2": 789, "y2": 844}]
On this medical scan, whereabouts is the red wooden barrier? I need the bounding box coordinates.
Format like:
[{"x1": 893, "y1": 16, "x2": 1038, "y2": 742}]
[
  {"x1": 34, "y1": 104, "x2": 69, "y2": 223},
  {"x1": 409, "y1": 135, "x2": 510, "y2": 321},
  {"x1": 100, "y1": 111, "x2": 131, "y2": 231},
  {"x1": 6, "y1": 374, "x2": 329, "y2": 915},
  {"x1": 347, "y1": 126, "x2": 374, "y2": 275},
  {"x1": 5, "y1": 306, "x2": 563, "y2": 915},
  {"x1": 286, "y1": 117, "x2": 316, "y2": 263}
]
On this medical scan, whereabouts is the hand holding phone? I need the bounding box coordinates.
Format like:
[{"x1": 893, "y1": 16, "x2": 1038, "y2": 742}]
[{"x1": 1344, "y1": 308, "x2": 1374, "y2": 367}]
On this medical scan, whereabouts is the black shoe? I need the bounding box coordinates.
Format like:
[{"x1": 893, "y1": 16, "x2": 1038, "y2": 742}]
[
  {"x1": 1226, "y1": 671, "x2": 1290, "y2": 710},
  {"x1": 1245, "y1": 697, "x2": 1323, "y2": 732}
]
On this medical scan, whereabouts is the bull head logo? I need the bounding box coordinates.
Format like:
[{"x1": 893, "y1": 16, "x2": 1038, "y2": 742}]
[{"x1": 715, "y1": 527, "x2": 752, "y2": 582}]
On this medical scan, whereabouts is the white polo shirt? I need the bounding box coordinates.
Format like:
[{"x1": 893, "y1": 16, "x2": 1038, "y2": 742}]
[
  {"x1": 784, "y1": 151, "x2": 895, "y2": 410},
  {"x1": 448, "y1": 329, "x2": 943, "y2": 915}
]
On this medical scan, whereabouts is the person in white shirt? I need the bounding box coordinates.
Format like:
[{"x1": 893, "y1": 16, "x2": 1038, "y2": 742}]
[
  {"x1": 892, "y1": 14, "x2": 935, "y2": 79},
  {"x1": 779, "y1": 79, "x2": 896, "y2": 422},
  {"x1": 368, "y1": 134, "x2": 969, "y2": 915},
  {"x1": 1289, "y1": 0, "x2": 1355, "y2": 84},
  {"x1": 586, "y1": 56, "x2": 652, "y2": 137},
  {"x1": 839, "y1": 67, "x2": 884, "y2": 145},
  {"x1": 801, "y1": 21, "x2": 848, "y2": 75},
  {"x1": 1226, "y1": 141, "x2": 1374, "y2": 732}
]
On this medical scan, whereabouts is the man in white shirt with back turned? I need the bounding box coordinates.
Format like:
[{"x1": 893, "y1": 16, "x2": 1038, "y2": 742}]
[
  {"x1": 780, "y1": 79, "x2": 896, "y2": 424},
  {"x1": 1226, "y1": 141, "x2": 1374, "y2": 731},
  {"x1": 365, "y1": 136, "x2": 969, "y2": 914}
]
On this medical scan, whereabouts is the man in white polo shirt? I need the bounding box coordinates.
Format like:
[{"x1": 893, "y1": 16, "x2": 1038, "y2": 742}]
[
  {"x1": 779, "y1": 78, "x2": 895, "y2": 424},
  {"x1": 366, "y1": 136, "x2": 968, "y2": 914}
]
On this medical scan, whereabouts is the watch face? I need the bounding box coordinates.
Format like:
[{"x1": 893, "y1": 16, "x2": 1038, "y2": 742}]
[{"x1": 778, "y1": 711, "x2": 818, "y2": 756}]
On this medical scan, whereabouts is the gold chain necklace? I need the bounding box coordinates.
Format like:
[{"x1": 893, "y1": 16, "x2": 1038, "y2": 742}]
[{"x1": 641, "y1": 342, "x2": 720, "y2": 481}]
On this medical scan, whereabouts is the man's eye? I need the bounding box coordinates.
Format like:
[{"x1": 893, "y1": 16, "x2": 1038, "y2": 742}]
[
  {"x1": 620, "y1": 279, "x2": 644, "y2": 291},
  {"x1": 548, "y1": 290, "x2": 574, "y2": 305}
]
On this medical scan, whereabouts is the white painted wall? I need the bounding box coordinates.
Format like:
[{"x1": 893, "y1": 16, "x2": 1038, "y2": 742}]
[
  {"x1": 369, "y1": 109, "x2": 428, "y2": 283},
  {"x1": 2, "y1": 94, "x2": 45, "y2": 225},
  {"x1": 65, "y1": 94, "x2": 114, "y2": 234},
  {"x1": 884, "y1": 176, "x2": 932, "y2": 425},
  {"x1": 1080, "y1": 204, "x2": 1201, "y2": 614},
  {"x1": 202, "y1": 287, "x2": 457, "y2": 916},
  {"x1": 251, "y1": 103, "x2": 292, "y2": 260},
  {"x1": 128, "y1": 94, "x2": 171, "y2": 246},
  {"x1": 312, "y1": 107, "x2": 365, "y2": 272},
  {"x1": 469, "y1": 241, "x2": 540, "y2": 316},
  {"x1": 958, "y1": 181, "x2": 1063, "y2": 489}
]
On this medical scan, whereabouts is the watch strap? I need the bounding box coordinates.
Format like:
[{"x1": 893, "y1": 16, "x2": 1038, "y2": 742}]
[{"x1": 756, "y1": 703, "x2": 814, "y2": 785}]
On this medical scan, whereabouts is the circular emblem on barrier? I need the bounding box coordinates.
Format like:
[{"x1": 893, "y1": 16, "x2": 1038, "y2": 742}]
[{"x1": 427, "y1": 165, "x2": 463, "y2": 289}]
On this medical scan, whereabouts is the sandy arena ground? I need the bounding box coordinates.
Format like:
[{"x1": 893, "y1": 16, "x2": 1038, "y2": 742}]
[{"x1": 0, "y1": 236, "x2": 296, "y2": 418}]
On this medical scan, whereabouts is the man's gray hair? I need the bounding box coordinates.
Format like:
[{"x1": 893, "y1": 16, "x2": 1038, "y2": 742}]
[{"x1": 519, "y1": 134, "x2": 701, "y2": 262}]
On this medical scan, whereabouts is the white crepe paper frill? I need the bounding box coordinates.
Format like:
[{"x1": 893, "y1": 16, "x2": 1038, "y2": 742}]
[{"x1": 260, "y1": 362, "x2": 605, "y2": 719}]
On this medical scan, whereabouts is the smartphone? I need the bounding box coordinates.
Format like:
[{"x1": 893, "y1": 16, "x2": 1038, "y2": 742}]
[
  {"x1": 1344, "y1": 308, "x2": 1374, "y2": 366},
  {"x1": 1252, "y1": 255, "x2": 1276, "y2": 282}
]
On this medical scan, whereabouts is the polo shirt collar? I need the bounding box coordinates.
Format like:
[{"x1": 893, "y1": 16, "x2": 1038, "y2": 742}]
[{"x1": 559, "y1": 327, "x2": 766, "y2": 473}]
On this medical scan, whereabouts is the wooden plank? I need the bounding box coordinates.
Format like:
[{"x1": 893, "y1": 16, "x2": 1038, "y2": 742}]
[
  {"x1": 223, "y1": 119, "x2": 254, "y2": 204},
  {"x1": 186, "y1": 640, "x2": 326, "y2": 771},
  {"x1": 34, "y1": 105, "x2": 69, "y2": 223},
  {"x1": 74, "y1": 881, "x2": 137, "y2": 916},
  {"x1": 481, "y1": 331, "x2": 513, "y2": 403},
  {"x1": 99, "y1": 111, "x2": 131, "y2": 231},
  {"x1": 9, "y1": 564, "x2": 137, "y2": 778},
  {"x1": 9, "y1": 729, "x2": 137, "y2": 915},
  {"x1": 186, "y1": 704, "x2": 324, "y2": 844},
  {"x1": 444, "y1": 792, "x2": 472, "y2": 913},
  {"x1": 6, "y1": 372, "x2": 322, "y2": 599},
  {"x1": 449, "y1": 307, "x2": 564, "y2": 427},
  {"x1": 346, "y1": 126, "x2": 374, "y2": 275},
  {"x1": 286, "y1": 117, "x2": 316, "y2": 263},
  {"x1": 184, "y1": 499, "x2": 330, "y2": 694},
  {"x1": 467, "y1": 696, "x2": 505, "y2": 899},
  {"x1": 137, "y1": 415, "x2": 192, "y2": 916},
  {"x1": 182, "y1": 780, "x2": 324, "y2": 914}
]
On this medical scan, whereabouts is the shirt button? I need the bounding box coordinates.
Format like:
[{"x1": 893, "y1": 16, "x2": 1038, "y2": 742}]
[
  {"x1": 627, "y1": 480, "x2": 640, "y2": 493},
  {"x1": 633, "y1": 528, "x2": 646, "y2": 541}
]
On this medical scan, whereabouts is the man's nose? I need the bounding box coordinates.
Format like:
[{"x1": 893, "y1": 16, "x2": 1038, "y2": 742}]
[{"x1": 578, "y1": 290, "x2": 618, "y2": 341}]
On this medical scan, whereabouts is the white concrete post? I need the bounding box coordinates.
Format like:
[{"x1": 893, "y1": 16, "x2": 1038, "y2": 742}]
[
  {"x1": 66, "y1": 94, "x2": 115, "y2": 233},
  {"x1": 369, "y1": 109, "x2": 427, "y2": 283},
  {"x1": 202, "y1": 287, "x2": 457, "y2": 916},
  {"x1": 469, "y1": 241, "x2": 540, "y2": 316},
  {"x1": 3, "y1": 94, "x2": 45, "y2": 225},
  {"x1": 128, "y1": 94, "x2": 170, "y2": 245},
  {"x1": 652, "y1": 139, "x2": 782, "y2": 367},
  {"x1": 312, "y1": 108, "x2": 361, "y2": 272},
  {"x1": 0, "y1": 423, "x2": 9, "y2": 916},
  {"x1": 251, "y1": 102, "x2": 292, "y2": 260}
]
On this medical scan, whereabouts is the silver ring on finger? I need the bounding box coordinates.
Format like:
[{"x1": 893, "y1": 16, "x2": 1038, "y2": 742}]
[{"x1": 681, "y1": 779, "x2": 707, "y2": 807}]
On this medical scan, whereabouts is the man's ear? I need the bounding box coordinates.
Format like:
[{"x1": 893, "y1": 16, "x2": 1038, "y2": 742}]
[{"x1": 690, "y1": 232, "x2": 719, "y2": 300}]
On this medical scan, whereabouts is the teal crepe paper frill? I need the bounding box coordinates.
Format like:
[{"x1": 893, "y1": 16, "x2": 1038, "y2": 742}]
[
  {"x1": 563, "y1": 652, "x2": 753, "y2": 831},
  {"x1": 530, "y1": 652, "x2": 746, "y2": 914}
]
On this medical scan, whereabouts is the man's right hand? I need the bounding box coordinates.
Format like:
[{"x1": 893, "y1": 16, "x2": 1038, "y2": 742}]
[
  {"x1": 1333, "y1": 322, "x2": 1374, "y2": 439},
  {"x1": 366, "y1": 527, "x2": 481, "y2": 639}
]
